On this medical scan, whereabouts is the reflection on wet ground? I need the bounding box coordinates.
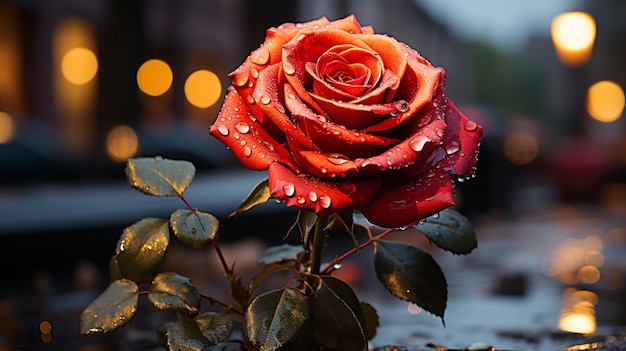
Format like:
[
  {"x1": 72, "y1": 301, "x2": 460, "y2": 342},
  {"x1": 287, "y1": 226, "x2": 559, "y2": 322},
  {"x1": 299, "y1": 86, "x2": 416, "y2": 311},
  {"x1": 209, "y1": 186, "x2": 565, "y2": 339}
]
[{"x1": 0, "y1": 204, "x2": 624, "y2": 350}]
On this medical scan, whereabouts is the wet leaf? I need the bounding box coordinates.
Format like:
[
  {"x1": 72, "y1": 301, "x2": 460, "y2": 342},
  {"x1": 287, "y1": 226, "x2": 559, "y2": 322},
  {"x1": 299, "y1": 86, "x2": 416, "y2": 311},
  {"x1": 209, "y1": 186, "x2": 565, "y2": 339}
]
[
  {"x1": 374, "y1": 240, "x2": 447, "y2": 320},
  {"x1": 308, "y1": 276, "x2": 367, "y2": 351},
  {"x1": 245, "y1": 288, "x2": 309, "y2": 351},
  {"x1": 125, "y1": 157, "x2": 195, "y2": 197},
  {"x1": 170, "y1": 209, "x2": 218, "y2": 248},
  {"x1": 116, "y1": 217, "x2": 170, "y2": 283},
  {"x1": 149, "y1": 272, "x2": 200, "y2": 315},
  {"x1": 229, "y1": 179, "x2": 271, "y2": 218},
  {"x1": 166, "y1": 315, "x2": 210, "y2": 351},
  {"x1": 249, "y1": 263, "x2": 298, "y2": 294},
  {"x1": 360, "y1": 302, "x2": 379, "y2": 341},
  {"x1": 195, "y1": 312, "x2": 233, "y2": 345},
  {"x1": 287, "y1": 210, "x2": 317, "y2": 243},
  {"x1": 258, "y1": 244, "x2": 304, "y2": 265},
  {"x1": 80, "y1": 279, "x2": 138, "y2": 335},
  {"x1": 414, "y1": 208, "x2": 477, "y2": 255}
]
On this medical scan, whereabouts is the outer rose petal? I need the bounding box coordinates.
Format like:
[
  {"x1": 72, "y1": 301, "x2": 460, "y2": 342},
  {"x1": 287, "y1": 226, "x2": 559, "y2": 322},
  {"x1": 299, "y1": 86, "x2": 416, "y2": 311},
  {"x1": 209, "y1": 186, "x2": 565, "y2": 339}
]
[
  {"x1": 358, "y1": 173, "x2": 456, "y2": 228},
  {"x1": 268, "y1": 163, "x2": 381, "y2": 215},
  {"x1": 209, "y1": 89, "x2": 296, "y2": 171},
  {"x1": 438, "y1": 100, "x2": 483, "y2": 177}
]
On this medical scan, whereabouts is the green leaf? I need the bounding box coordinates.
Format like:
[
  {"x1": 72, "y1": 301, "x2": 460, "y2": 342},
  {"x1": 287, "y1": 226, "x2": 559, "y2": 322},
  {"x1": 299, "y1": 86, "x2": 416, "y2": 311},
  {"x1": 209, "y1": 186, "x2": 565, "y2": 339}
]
[
  {"x1": 166, "y1": 315, "x2": 210, "y2": 351},
  {"x1": 360, "y1": 302, "x2": 379, "y2": 341},
  {"x1": 149, "y1": 272, "x2": 200, "y2": 315},
  {"x1": 229, "y1": 179, "x2": 271, "y2": 218},
  {"x1": 287, "y1": 210, "x2": 317, "y2": 243},
  {"x1": 258, "y1": 244, "x2": 303, "y2": 265},
  {"x1": 245, "y1": 288, "x2": 309, "y2": 351},
  {"x1": 125, "y1": 157, "x2": 195, "y2": 197},
  {"x1": 374, "y1": 240, "x2": 448, "y2": 320},
  {"x1": 413, "y1": 208, "x2": 477, "y2": 255},
  {"x1": 194, "y1": 312, "x2": 234, "y2": 345},
  {"x1": 170, "y1": 209, "x2": 218, "y2": 248},
  {"x1": 249, "y1": 263, "x2": 298, "y2": 294},
  {"x1": 308, "y1": 276, "x2": 367, "y2": 351},
  {"x1": 80, "y1": 279, "x2": 138, "y2": 335},
  {"x1": 115, "y1": 217, "x2": 170, "y2": 283}
]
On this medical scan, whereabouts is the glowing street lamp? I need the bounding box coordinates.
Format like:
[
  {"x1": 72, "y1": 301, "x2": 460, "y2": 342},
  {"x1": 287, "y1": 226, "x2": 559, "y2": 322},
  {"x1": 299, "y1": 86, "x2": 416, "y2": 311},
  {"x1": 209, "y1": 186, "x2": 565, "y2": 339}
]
[{"x1": 551, "y1": 12, "x2": 596, "y2": 67}]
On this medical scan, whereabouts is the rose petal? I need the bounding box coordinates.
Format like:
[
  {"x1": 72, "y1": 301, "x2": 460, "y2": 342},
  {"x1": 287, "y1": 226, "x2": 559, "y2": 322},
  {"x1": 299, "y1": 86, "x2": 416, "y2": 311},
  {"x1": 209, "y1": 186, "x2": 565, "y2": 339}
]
[
  {"x1": 291, "y1": 149, "x2": 360, "y2": 179},
  {"x1": 305, "y1": 61, "x2": 359, "y2": 101},
  {"x1": 438, "y1": 99, "x2": 483, "y2": 177},
  {"x1": 311, "y1": 92, "x2": 409, "y2": 131},
  {"x1": 358, "y1": 173, "x2": 455, "y2": 228},
  {"x1": 362, "y1": 46, "x2": 443, "y2": 133},
  {"x1": 284, "y1": 84, "x2": 399, "y2": 158},
  {"x1": 360, "y1": 119, "x2": 447, "y2": 171},
  {"x1": 252, "y1": 63, "x2": 317, "y2": 150},
  {"x1": 209, "y1": 89, "x2": 296, "y2": 171},
  {"x1": 356, "y1": 34, "x2": 409, "y2": 101},
  {"x1": 283, "y1": 28, "x2": 377, "y2": 116},
  {"x1": 268, "y1": 163, "x2": 381, "y2": 215}
]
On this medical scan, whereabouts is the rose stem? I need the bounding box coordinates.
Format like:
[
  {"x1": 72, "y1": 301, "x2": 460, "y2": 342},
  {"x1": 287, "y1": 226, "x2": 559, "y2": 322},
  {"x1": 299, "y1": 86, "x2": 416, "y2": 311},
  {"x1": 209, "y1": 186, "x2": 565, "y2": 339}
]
[{"x1": 310, "y1": 215, "x2": 330, "y2": 275}]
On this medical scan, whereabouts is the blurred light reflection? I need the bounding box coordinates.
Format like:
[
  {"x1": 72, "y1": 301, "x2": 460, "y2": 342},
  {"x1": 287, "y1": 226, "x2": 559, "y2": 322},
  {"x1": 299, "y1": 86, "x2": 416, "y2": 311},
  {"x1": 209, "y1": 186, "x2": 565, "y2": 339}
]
[
  {"x1": 137, "y1": 59, "x2": 173, "y2": 97},
  {"x1": 587, "y1": 81, "x2": 625, "y2": 123},
  {"x1": 106, "y1": 125, "x2": 139, "y2": 162},
  {"x1": 559, "y1": 288, "x2": 598, "y2": 334},
  {"x1": 0, "y1": 110, "x2": 15, "y2": 143},
  {"x1": 550, "y1": 11, "x2": 596, "y2": 67},
  {"x1": 184, "y1": 69, "x2": 221, "y2": 108}
]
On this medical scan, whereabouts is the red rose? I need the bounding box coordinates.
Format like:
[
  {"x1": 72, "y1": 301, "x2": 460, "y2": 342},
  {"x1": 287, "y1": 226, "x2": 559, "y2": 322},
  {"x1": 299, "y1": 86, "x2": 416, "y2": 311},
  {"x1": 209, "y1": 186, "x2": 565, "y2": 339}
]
[{"x1": 209, "y1": 15, "x2": 482, "y2": 228}]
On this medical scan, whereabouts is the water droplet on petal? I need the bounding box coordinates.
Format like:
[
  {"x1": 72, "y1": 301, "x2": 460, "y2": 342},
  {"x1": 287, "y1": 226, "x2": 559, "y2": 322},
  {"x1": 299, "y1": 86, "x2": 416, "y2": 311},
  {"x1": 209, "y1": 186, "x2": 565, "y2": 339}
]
[
  {"x1": 326, "y1": 153, "x2": 350, "y2": 165},
  {"x1": 246, "y1": 95, "x2": 255, "y2": 104},
  {"x1": 433, "y1": 212, "x2": 440, "y2": 219},
  {"x1": 445, "y1": 141, "x2": 460, "y2": 155},
  {"x1": 283, "y1": 183, "x2": 295, "y2": 197},
  {"x1": 232, "y1": 73, "x2": 248, "y2": 87},
  {"x1": 243, "y1": 146, "x2": 252, "y2": 157},
  {"x1": 260, "y1": 96, "x2": 271, "y2": 105},
  {"x1": 216, "y1": 125, "x2": 229, "y2": 136},
  {"x1": 283, "y1": 61, "x2": 296, "y2": 75},
  {"x1": 319, "y1": 195, "x2": 331, "y2": 209},
  {"x1": 308, "y1": 191, "x2": 318, "y2": 203},
  {"x1": 251, "y1": 47, "x2": 270, "y2": 65},
  {"x1": 464, "y1": 120, "x2": 478, "y2": 132},
  {"x1": 250, "y1": 68, "x2": 259, "y2": 79},
  {"x1": 410, "y1": 135, "x2": 429, "y2": 152},
  {"x1": 235, "y1": 122, "x2": 250, "y2": 134},
  {"x1": 297, "y1": 196, "x2": 306, "y2": 205}
]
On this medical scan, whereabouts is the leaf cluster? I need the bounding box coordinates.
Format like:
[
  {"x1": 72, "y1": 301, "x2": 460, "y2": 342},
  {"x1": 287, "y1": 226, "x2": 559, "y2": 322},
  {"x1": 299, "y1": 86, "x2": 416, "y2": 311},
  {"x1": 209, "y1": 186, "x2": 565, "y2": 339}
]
[{"x1": 80, "y1": 157, "x2": 478, "y2": 351}]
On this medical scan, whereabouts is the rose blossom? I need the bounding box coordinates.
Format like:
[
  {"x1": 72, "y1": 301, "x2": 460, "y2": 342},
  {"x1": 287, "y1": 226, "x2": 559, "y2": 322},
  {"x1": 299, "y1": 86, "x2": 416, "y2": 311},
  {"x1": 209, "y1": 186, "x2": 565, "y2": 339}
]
[{"x1": 209, "y1": 15, "x2": 482, "y2": 228}]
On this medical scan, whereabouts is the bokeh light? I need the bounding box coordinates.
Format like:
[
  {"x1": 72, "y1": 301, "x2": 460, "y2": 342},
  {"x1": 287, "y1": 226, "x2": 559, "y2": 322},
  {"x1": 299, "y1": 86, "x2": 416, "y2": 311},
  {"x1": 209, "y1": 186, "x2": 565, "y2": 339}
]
[
  {"x1": 106, "y1": 124, "x2": 139, "y2": 162},
  {"x1": 551, "y1": 12, "x2": 596, "y2": 67},
  {"x1": 184, "y1": 69, "x2": 222, "y2": 108},
  {"x1": 0, "y1": 111, "x2": 15, "y2": 143},
  {"x1": 558, "y1": 288, "x2": 598, "y2": 334},
  {"x1": 587, "y1": 80, "x2": 625, "y2": 123},
  {"x1": 137, "y1": 59, "x2": 173, "y2": 96},
  {"x1": 61, "y1": 47, "x2": 98, "y2": 85},
  {"x1": 503, "y1": 130, "x2": 539, "y2": 165}
]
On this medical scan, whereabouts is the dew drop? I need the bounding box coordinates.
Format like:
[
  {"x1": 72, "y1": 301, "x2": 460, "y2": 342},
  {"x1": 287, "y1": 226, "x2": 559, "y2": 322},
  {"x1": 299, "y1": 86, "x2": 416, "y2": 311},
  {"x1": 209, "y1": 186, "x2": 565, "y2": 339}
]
[
  {"x1": 250, "y1": 68, "x2": 259, "y2": 79},
  {"x1": 326, "y1": 153, "x2": 350, "y2": 165},
  {"x1": 308, "y1": 191, "x2": 318, "y2": 203},
  {"x1": 333, "y1": 263, "x2": 342, "y2": 270},
  {"x1": 464, "y1": 120, "x2": 478, "y2": 132},
  {"x1": 445, "y1": 141, "x2": 460, "y2": 155},
  {"x1": 260, "y1": 96, "x2": 271, "y2": 105},
  {"x1": 319, "y1": 195, "x2": 332, "y2": 209},
  {"x1": 251, "y1": 47, "x2": 270, "y2": 65},
  {"x1": 297, "y1": 196, "x2": 306, "y2": 205},
  {"x1": 283, "y1": 183, "x2": 295, "y2": 197},
  {"x1": 235, "y1": 122, "x2": 250, "y2": 134},
  {"x1": 410, "y1": 135, "x2": 429, "y2": 152},
  {"x1": 246, "y1": 95, "x2": 255, "y2": 104},
  {"x1": 283, "y1": 61, "x2": 296, "y2": 75},
  {"x1": 433, "y1": 212, "x2": 440, "y2": 219},
  {"x1": 232, "y1": 73, "x2": 248, "y2": 87},
  {"x1": 243, "y1": 146, "x2": 252, "y2": 157}
]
